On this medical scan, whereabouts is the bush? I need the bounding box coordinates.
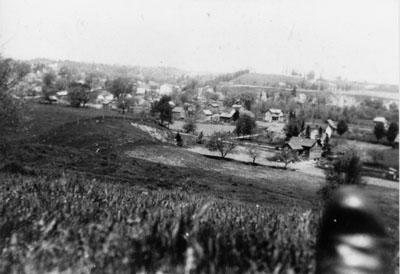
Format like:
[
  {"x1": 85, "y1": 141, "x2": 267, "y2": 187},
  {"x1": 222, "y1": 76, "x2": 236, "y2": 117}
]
[
  {"x1": 319, "y1": 149, "x2": 365, "y2": 201},
  {"x1": 183, "y1": 120, "x2": 197, "y2": 134}
]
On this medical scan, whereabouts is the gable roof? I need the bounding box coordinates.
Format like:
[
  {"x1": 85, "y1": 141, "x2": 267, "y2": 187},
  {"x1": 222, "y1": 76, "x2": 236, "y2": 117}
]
[
  {"x1": 267, "y1": 109, "x2": 283, "y2": 115},
  {"x1": 287, "y1": 137, "x2": 317, "y2": 150},
  {"x1": 373, "y1": 117, "x2": 387, "y2": 123},
  {"x1": 220, "y1": 110, "x2": 235, "y2": 119},
  {"x1": 203, "y1": 109, "x2": 212, "y2": 116},
  {"x1": 209, "y1": 103, "x2": 219, "y2": 107},
  {"x1": 326, "y1": 119, "x2": 337, "y2": 129}
]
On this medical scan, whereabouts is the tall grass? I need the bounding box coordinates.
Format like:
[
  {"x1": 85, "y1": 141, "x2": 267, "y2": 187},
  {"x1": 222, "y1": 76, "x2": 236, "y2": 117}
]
[{"x1": 0, "y1": 173, "x2": 318, "y2": 274}]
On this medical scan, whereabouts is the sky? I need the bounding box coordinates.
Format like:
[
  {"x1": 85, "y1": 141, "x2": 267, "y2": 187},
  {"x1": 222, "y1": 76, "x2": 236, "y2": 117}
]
[{"x1": 0, "y1": 0, "x2": 398, "y2": 84}]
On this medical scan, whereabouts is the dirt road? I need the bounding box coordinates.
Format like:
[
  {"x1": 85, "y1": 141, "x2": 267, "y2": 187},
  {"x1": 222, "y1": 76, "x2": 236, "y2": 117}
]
[{"x1": 187, "y1": 146, "x2": 399, "y2": 190}]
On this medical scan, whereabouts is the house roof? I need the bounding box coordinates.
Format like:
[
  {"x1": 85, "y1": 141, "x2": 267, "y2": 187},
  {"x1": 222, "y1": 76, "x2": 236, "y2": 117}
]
[
  {"x1": 232, "y1": 104, "x2": 242, "y2": 109},
  {"x1": 373, "y1": 117, "x2": 387, "y2": 123},
  {"x1": 220, "y1": 111, "x2": 234, "y2": 119},
  {"x1": 395, "y1": 134, "x2": 399, "y2": 143},
  {"x1": 287, "y1": 137, "x2": 317, "y2": 150},
  {"x1": 203, "y1": 109, "x2": 212, "y2": 116},
  {"x1": 267, "y1": 109, "x2": 283, "y2": 115},
  {"x1": 209, "y1": 103, "x2": 219, "y2": 107},
  {"x1": 56, "y1": 91, "x2": 68, "y2": 96},
  {"x1": 326, "y1": 119, "x2": 337, "y2": 129}
]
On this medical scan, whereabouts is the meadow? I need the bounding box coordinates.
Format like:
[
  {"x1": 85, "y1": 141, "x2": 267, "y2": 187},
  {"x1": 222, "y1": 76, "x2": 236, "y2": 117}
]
[{"x1": 1, "y1": 102, "x2": 398, "y2": 273}]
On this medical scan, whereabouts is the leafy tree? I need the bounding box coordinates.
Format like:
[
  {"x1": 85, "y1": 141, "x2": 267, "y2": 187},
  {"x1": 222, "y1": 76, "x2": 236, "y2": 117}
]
[
  {"x1": 386, "y1": 122, "x2": 398, "y2": 145},
  {"x1": 54, "y1": 78, "x2": 70, "y2": 91},
  {"x1": 150, "y1": 95, "x2": 173, "y2": 126},
  {"x1": 206, "y1": 131, "x2": 236, "y2": 158},
  {"x1": 336, "y1": 120, "x2": 348, "y2": 136},
  {"x1": 203, "y1": 91, "x2": 219, "y2": 104},
  {"x1": 319, "y1": 149, "x2": 364, "y2": 201},
  {"x1": 373, "y1": 122, "x2": 386, "y2": 140},
  {"x1": 240, "y1": 92, "x2": 256, "y2": 110},
  {"x1": 232, "y1": 110, "x2": 240, "y2": 122},
  {"x1": 67, "y1": 82, "x2": 91, "y2": 107},
  {"x1": 0, "y1": 57, "x2": 29, "y2": 158},
  {"x1": 235, "y1": 112, "x2": 256, "y2": 136},
  {"x1": 248, "y1": 146, "x2": 261, "y2": 164},
  {"x1": 116, "y1": 95, "x2": 136, "y2": 114},
  {"x1": 305, "y1": 125, "x2": 311, "y2": 139},
  {"x1": 175, "y1": 131, "x2": 183, "y2": 147},
  {"x1": 108, "y1": 77, "x2": 133, "y2": 98},
  {"x1": 42, "y1": 72, "x2": 57, "y2": 104},
  {"x1": 307, "y1": 71, "x2": 315, "y2": 81}
]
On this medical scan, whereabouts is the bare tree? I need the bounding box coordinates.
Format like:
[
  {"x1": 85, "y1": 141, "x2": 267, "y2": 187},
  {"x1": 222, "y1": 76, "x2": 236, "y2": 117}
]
[
  {"x1": 206, "y1": 131, "x2": 236, "y2": 158},
  {"x1": 248, "y1": 145, "x2": 261, "y2": 164}
]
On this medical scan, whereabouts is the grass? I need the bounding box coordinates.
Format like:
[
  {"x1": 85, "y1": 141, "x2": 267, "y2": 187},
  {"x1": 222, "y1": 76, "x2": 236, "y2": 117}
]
[
  {"x1": 0, "y1": 173, "x2": 317, "y2": 274},
  {"x1": 1, "y1": 102, "x2": 398, "y2": 273}
]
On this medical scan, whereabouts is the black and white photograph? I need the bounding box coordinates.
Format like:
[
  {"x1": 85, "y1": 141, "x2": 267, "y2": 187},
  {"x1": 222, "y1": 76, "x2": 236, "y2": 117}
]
[{"x1": 0, "y1": 0, "x2": 398, "y2": 273}]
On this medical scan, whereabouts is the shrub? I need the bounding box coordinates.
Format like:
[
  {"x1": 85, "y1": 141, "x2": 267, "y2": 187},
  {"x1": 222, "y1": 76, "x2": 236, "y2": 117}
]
[
  {"x1": 183, "y1": 120, "x2": 197, "y2": 134},
  {"x1": 319, "y1": 149, "x2": 364, "y2": 201}
]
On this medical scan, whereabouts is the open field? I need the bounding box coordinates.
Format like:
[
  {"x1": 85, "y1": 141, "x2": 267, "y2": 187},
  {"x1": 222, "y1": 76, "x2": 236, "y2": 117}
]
[{"x1": 1, "y1": 103, "x2": 398, "y2": 273}]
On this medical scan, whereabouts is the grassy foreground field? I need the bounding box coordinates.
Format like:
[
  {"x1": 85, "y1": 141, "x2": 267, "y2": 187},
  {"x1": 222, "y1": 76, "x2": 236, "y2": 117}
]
[
  {"x1": 0, "y1": 173, "x2": 318, "y2": 274},
  {"x1": 1, "y1": 103, "x2": 398, "y2": 273}
]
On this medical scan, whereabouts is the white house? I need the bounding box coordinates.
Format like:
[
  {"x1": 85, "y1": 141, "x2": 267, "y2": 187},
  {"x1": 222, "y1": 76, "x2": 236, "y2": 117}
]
[
  {"x1": 373, "y1": 117, "x2": 388, "y2": 128},
  {"x1": 325, "y1": 119, "x2": 337, "y2": 138},
  {"x1": 264, "y1": 109, "x2": 284, "y2": 122}
]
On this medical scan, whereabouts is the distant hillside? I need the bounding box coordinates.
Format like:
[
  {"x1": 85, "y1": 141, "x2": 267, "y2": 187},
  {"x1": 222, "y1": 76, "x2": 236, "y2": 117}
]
[
  {"x1": 27, "y1": 58, "x2": 188, "y2": 83},
  {"x1": 230, "y1": 73, "x2": 304, "y2": 87}
]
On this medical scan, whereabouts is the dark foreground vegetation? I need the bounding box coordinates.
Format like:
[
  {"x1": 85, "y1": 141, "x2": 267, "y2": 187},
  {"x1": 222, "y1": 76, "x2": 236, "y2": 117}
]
[{"x1": 1, "y1": 173, "x2": 319, "y2": 274}]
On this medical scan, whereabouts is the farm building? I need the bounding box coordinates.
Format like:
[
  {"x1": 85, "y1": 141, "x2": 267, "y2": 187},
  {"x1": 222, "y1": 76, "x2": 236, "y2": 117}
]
[
  {"x1": 172, "y1": 107, "x2": 184, "y2": 120},
  {"x1": 220, "y1": 110, "x2": 235, "y2": 123},
  {"x1": 373, "y1": 117, "x2": 388, "y2": 128},
  {"x1": 283, "y1": 137, "x2": 322, "y2": 160},
  {"x1": 209, "y1": 103, "x2": 220, "y2": 113},
  {"x1": 264, "y1": 109, "x2": 284, "y2": 122},
  {"x1": 203, "y1": 109, "x2": 213, "y2": 121},
  {"x1": 232, "y1": 104, "x2": 242, "y2": 110}
]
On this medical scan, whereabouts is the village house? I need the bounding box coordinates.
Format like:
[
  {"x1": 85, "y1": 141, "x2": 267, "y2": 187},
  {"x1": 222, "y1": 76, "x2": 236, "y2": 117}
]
[
  {"x1": 208, "y1": 103, "x2": 220, "y2": 114},
  {"x1": 284, "y1": 137, "x2": 322, "y2": 160},
  {"x1": 325, "y1": 119, "x2": 337, "y2": 138},
  {"x1": 136, "y1": 83, "x2": 151, "y2": 96},
  {"x1": 172, "y1": 106, "x2": 184, "y2": 120},
  {"x1": 373, "y1": 117, "x2": 388, "y2": 128},
  {"x1": 220, "y1": 110, "x2": 236, "y2": 123},
  {"x1": 264, "y1": 109, "x2": 284, "y2": 123},
  {"x1": 202, "y1": 109, "x2": 213, "y2": 121},
  {"x1": 232, "y1": 104, "x2": 242, "y2": 111}
]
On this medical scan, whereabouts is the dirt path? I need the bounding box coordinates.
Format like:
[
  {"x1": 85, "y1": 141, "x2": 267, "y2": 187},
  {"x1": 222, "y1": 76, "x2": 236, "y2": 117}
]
[{"x1": 186, "y1": 146, "x2": 399, "y2": 190}]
